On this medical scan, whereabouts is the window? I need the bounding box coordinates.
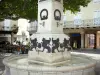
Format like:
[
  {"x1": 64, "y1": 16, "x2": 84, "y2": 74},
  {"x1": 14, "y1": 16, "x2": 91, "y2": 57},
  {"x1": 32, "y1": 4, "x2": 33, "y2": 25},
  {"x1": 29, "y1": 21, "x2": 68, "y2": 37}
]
[
  {"x1": 4, "y1": 19, "x2": 11, "y2": 30},
  {"x1": 74, "y1": 12, "x2": 82, "y2": 25},
  {"x1": 63, "y1": 15, "x2": 67, "y2": 25},
  {"x1": 63, "y1": 11, "x2": 67, "y2": 26},
  {"x1": 94, "y1": 10, "x2": 100, "y2": 25}
]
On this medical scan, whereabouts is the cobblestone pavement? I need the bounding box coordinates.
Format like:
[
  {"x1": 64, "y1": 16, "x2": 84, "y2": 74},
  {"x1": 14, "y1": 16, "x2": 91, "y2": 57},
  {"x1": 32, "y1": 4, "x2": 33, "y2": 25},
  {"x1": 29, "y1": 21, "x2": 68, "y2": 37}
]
[
  {"x1": 71, "y1": 49, "x2": 100, "y2": 75},
  {"x1": 0, "y1": 50, "x2": 100, "y2": 75},
  {"x1": 0, "y1": 54, "x2": 5, "y2": 75}
]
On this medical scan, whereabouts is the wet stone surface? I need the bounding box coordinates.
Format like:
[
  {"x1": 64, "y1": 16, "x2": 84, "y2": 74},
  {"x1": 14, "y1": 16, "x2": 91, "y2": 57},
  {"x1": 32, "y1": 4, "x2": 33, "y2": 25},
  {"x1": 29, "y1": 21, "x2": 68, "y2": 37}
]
[{"x1": 0, "y1": 51, "x2": 100, "y2": 75}]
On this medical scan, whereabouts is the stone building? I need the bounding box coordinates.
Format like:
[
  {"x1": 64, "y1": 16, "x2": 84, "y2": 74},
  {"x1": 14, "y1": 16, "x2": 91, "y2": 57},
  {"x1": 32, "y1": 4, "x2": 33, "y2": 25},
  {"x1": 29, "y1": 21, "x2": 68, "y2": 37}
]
[
  {"x1": 0, "y1": 19, "x2": 18, "y2": 44},
  {"x1": 63, "y1": 0, "x2": 100, "y2": 49}
]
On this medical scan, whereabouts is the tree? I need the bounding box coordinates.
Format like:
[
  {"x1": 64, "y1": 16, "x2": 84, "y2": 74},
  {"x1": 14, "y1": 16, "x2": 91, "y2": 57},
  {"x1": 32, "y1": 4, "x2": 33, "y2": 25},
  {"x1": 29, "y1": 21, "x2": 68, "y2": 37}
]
[{"x1": 0, "y1": 0, "x2": 91, "y2": 22}]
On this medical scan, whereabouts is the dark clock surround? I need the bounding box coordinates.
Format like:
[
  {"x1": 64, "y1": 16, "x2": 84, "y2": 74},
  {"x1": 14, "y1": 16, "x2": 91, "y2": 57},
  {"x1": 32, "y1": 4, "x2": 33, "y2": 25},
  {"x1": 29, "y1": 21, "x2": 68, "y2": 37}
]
[
  {"x1": 54, "y1": 9, "x2": 61, "y2": 21},
  {"x1": 40, "y1": 9, "x2": 48, "y2": 20}
]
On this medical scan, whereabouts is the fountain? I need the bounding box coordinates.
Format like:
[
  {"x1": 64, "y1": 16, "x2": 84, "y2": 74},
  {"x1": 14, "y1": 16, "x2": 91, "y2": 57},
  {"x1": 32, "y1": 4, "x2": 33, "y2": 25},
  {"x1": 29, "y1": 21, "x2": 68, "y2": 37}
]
[{"x1": 3, "y1": 0, "x2": 96, "y2": 75}]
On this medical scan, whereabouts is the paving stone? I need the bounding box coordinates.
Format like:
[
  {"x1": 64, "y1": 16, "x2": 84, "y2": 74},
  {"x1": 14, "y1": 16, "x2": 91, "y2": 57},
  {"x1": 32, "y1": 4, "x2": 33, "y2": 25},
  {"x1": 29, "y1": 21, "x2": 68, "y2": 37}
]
[{"x1": 0, "y1": 50, "x2": 100, "y2": 75}]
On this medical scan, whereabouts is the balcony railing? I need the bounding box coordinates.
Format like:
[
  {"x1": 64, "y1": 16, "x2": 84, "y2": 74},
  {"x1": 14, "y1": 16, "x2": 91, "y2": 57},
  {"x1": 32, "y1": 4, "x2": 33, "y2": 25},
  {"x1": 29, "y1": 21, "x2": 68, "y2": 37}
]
[
  {"x1": 0, "y1": 25, "x2": 18, "y2": 31},
  {"x1": 64, "y1": 18, "x2": 100, "y2": 28},
  {"x1": 27, "y1": 21, "x2": 38, "y2": 34},
  {"x1": 27, "y1": 26, "x2": 37, "y2": 31},
  {"x1": 0, "y1": 20, "x2": 18, "y2": 31},
  {"x1": 27, "y1": 25, "x2": 38, "y2": 35}
]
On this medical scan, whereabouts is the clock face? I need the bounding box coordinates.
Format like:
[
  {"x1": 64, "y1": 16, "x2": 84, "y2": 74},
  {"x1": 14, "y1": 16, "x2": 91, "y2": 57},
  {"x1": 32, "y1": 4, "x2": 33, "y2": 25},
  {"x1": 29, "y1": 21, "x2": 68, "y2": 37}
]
[
  {"x1": 54, "y1": 9, "x2": 61, "y2": 21},
  {"x1": 40, "y1": 9, "x2": 48, "y2": 20}
]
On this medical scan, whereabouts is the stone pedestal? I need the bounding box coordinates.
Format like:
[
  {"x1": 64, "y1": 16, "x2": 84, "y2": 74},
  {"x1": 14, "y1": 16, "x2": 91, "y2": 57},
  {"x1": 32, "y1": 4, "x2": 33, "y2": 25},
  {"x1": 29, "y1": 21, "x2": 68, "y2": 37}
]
[{"x1": 28, "y1": 0, "x2": 71, "y2": 64}]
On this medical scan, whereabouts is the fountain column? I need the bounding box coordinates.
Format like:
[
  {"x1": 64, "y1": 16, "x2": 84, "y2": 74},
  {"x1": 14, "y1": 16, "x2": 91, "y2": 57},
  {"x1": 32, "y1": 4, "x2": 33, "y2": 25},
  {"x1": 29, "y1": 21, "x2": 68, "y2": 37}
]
[
  {"x1": 38, "y1": 0, "x2": 63, "y2": 33},
  {"x1": 28, "y1": 0, "x2": 71, "y2": 65}
]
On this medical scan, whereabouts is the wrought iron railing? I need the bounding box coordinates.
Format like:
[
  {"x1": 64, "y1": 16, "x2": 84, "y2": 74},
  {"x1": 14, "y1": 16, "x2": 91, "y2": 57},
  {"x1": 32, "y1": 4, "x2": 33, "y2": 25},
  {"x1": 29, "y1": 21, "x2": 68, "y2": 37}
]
[
  {"x1": 0, "y1": 25, "x2": 18, "y2": 31},
  {"x1": 27, "y1": 25, "x2": 37, "y2": 32},
  {"x1": 1, "y1": 18, "x2": 100, "y2": 32},
  {"x1": 63, "y1": 18, "x2": 100, "y2": 28},
  {"x1": 0, "y1": 20, "x2": 18, "y2": 31},
  {"x1": 27, "y1": 21, "x2": 38, "y2": 34}
]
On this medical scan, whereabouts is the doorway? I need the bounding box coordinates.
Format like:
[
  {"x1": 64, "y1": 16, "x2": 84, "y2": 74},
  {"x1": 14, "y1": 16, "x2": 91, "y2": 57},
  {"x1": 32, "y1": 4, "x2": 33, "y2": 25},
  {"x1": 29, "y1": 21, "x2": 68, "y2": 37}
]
[
  {"x1": 85, "y1": 34, "x2": 95, "y2": 49},
  {"x1": 70, "y1": 33, "x2": 81, "y2": 49}
]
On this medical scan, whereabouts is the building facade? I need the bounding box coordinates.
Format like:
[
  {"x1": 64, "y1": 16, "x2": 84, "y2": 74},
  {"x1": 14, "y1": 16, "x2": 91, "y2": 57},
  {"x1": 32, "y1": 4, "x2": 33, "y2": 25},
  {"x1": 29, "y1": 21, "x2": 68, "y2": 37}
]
[
  {"x1": 0, "y1": 19, "x2": 18, "y2": 44},
  {"x1": 63, "y1": 0, "x2": 100, "y2": 49}
]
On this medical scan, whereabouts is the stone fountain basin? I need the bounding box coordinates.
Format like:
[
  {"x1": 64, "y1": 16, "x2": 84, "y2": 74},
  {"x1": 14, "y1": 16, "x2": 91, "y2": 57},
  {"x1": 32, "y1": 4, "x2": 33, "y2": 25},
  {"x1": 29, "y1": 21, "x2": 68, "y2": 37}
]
[
  {"x1": 3, "y1": 54, "x2": 96, "y2": 75},
  {"x1": 28, "y1": 51, "x2": 71, "y2": 66}
]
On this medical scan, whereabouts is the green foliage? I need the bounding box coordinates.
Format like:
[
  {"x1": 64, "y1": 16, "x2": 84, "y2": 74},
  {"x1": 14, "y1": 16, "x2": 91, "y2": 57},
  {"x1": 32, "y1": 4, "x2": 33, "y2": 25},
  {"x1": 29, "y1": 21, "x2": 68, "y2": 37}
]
[
  {"x1": 0, "y1": 0, "x2": 91, "y2": 21},
  {"x1": 63, "y1": 0, "x2": 91, "y2": 13}
]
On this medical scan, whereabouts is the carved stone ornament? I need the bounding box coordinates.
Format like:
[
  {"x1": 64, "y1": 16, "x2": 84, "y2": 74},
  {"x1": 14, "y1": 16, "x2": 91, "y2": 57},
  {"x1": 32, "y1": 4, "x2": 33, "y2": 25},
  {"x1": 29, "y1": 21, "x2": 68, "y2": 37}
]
[{"x1": 31, "y1": 38, "x2": 71, "y2": 53}]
